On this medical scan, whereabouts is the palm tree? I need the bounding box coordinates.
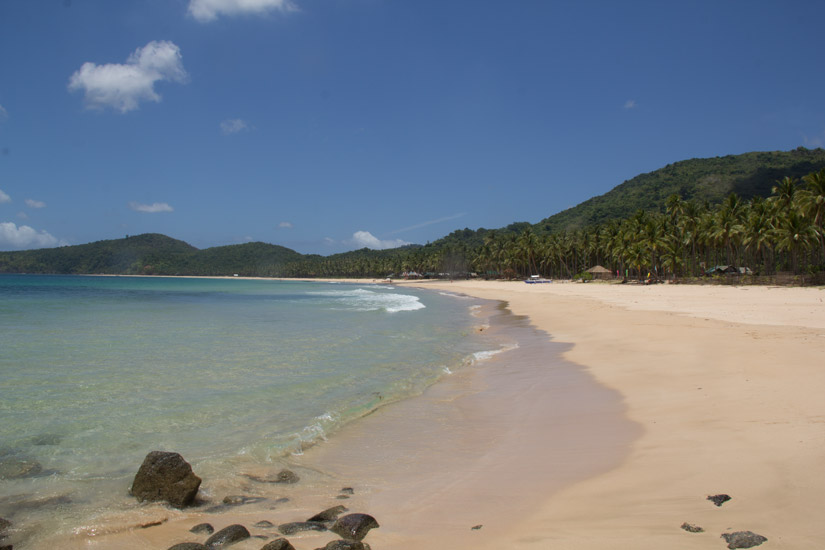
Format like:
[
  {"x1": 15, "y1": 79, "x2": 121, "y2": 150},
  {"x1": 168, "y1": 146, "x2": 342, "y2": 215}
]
[
  {"x1": 799, "y1": 168, "x2": 825, "y2": 260},
  {"x1": 774, "y1": 209, "x2": 818, "y2": 274}
]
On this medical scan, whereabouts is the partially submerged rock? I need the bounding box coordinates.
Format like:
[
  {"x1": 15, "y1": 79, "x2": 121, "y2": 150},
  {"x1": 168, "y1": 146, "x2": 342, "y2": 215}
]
[
  {"x1": 168, "y1": 544, "x2": 210, "y2": 550},
  {"x1": 189, "y1": 523, "x2": 214, "y2": 535},
  {"x1": 0, "y1": 448, "x2": 43, "y2": 480},
  {"x1": 278, "y1": 521, "x2": 327, "y2": 535},
  {"x1": 330, "y1": 514, "x2": 379, "y2": 542},
  {"x1": 316, "y1": 541, "x2": 370, "y2": 550},
  {"x1": 130, "y1": 451, "x2": 201, "y2": 508},
  {"x1": 307, "y1": 505, "x2": 348, "y2": 523},
  {"x1": 681, "y1": 522, "x2": 704, "y2": 533},
  {"x1": 261, "y1": 539, "x2": 296, "y2": 550},
  {"x1": 721, "y1": 531, "x2": 768, "y2": 549},
  {"x1": 222, "y1": 495, "x2": 266, "y2": 506},
  {"x1": 204, "y1": 524, "x2": 250, "y2": 548}
]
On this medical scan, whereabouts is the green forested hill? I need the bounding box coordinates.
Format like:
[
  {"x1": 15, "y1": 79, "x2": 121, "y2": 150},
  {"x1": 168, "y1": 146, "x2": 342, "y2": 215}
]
[
  {"x1": 536, "y1": 147, "x2": 825, "y2": 233},
  {"x1": 0, "y1": 234, "x2": 305, "y2": 276}
]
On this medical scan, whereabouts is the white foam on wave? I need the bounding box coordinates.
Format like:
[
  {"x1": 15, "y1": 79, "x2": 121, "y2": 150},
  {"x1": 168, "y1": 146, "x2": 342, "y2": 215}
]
[
  {"x1": 466, "y1": 343, "x2": 519, "y2": 365},
  {"x1": 309, "y1": 288, "x2": 425, "y2": 313}
]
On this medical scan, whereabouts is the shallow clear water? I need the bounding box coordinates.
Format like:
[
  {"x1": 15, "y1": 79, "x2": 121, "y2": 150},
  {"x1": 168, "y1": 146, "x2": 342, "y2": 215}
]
[{"x1": 0, "y1": 275, "x2": 497, "y2": 544}]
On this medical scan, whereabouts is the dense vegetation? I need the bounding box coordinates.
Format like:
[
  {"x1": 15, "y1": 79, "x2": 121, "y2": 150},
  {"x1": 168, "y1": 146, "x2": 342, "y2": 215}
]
[{"x1": 2, "y1": 149, "x2": 824, "y2": 282}]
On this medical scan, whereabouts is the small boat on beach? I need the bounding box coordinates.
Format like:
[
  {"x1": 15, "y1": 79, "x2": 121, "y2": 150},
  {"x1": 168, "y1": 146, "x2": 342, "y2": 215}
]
[{"x1": 525, "y1": 275, "x2": 552, "y2": 284}]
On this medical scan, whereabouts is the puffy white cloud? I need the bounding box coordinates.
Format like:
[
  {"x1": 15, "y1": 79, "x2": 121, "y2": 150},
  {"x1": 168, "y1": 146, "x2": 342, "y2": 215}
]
[
  {"x1": 220, "y1": 118, "x2": 249, "y2": 134},
  {"x1": 278, "y1": 221, "x2": 293, "y2": 229},
  {"x1": 0, "y1": 222, "x2": 60, "y2": 249},
  {"x1": 68, "y1": 40, "x2": 189, "y2": 113},
  {"x1": 129, "y1": 201, "x2": 174, "y2": 213},
  {"x1": 188, "y1": 0, "x2": 296, "y2": 22},
  {"x1": 350, "y1": 230, "x2": 410, "y2": 250},
  {"x1": 0, "y1": 189, "x2": 10, "y2": 203},
  {"x1": 25, "y1": 198, "x2": 46, "y2": 208}
]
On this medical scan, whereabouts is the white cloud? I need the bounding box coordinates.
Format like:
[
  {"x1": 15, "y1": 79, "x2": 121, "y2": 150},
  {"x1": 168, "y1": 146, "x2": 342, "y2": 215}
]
[
  {"x1": 17, "y1": 211, "x2": 28, "y2": 220},
  {"x1": 188, "y1": 0, "x2": 297, "y2": 22},
  {"x1": 0, "y1": 104, "x2": 7, "y2": 119},
  {"x1": 68, "y1": 40, "x2": 189, "y2": 113},
  {"x1": 129, "y1": 201, "x2": 174, "y2": 213},
  {"x1": 220, "y1": 118, "x2": 249, "y2": 134},
  {"x1": 0, "y1": 189, "x2": 10, "y2": 203},
  {"x1": 623, "y1": 99, "x2": 637, "y2": 110},
  {"x1": 25, "y1": 199, "x2": 46, "y2": 209},
  {"x1": 350, "y1": 230, "x2": 410, "y2": 250},
  {"x1": 0, "y1": 222, "x2": 60, "y2": 249},
  {"x1": 278, "y1": 221, "x2": 293, "y2": 229}
]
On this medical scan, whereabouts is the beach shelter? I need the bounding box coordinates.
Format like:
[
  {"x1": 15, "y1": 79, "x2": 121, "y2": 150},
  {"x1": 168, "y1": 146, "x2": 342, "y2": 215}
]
[{"x1": 586, "y1": 265, "x2": 613, "y2": 280}]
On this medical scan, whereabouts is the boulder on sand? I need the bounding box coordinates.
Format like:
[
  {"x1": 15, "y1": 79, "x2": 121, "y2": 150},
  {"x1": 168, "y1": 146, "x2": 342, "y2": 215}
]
[
  {"x1": 330, "y1": 514, "x2": 379, "y2": 542},
  {"x1": 130, "y1": 451, "x2": 201, "y2": 508}
]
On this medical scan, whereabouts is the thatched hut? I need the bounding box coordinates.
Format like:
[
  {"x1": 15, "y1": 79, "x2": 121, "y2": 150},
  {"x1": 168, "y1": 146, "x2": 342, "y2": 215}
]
[{"x1": 586, "y1": 265, "x2": 613, "y2": 280}]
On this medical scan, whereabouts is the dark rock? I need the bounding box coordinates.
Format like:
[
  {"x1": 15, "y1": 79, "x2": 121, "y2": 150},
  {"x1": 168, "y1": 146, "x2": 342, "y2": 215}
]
[
  {"x1": 275, "y1": 470, "x2": 299, "y2": 484},
  {"x1": 330, "y1": 514, "x2": 379, "y2": 542},
  {"x1": 168, "y1": 544, "x2": 210, "y2": 550},
  {"x1": 335, "y1": 495, "x2": 350, "y2": 500},
  {"x1": 340, "y1": 487, "x2": 354, "y2": 495},
  {"x1": 316, "y1": 541, "x2": 370, "y2": 550},
  {"x1": 707, "y1": 494, "x2": 731, "y2": 507},
  {"x1": 0, "y1": 545, "x2": 11, "y2": 550},
  {"x1": 681, "y1": 522, "x2": 704, "y2": 533},
  {"x1": 29, "y1": 434, "x2": 62, "y2": 446},
  {"x1": 254, "y1": 520, "x2": 275, "y2": 528},
  {"x1": 307, "y1": 505, "x2": 348, "y2": 523},
  {"x1": 222, "y1": 495, "x2": 266, "y2": 506},
  {"x1": 471, "y1": 524, "x2": 483, "y2": 530},
  {"x1": 721, "y1": 531, "x2": 768, "y2": 549},
  {"x1": 130, "y1": 451, "x2": 201, "y2": 508},
  {"x1": 0, "y1": 517, "x2": 10, "y2": 533},
  {"x1": 0, "y1": 448, "x2": 43, "y2": 480},
  {"x1": 190, "y1": 523, "x2": 214, "y2": 535},
  {"x1": 261, "y1": 539, "x2": 296, "y2": 550},
  {"x1": 277, "y1": 522, "x2": 327, "y2": 535},
  {"x1": 204, "y1": 524, "x2": 250, "y2": 548}
]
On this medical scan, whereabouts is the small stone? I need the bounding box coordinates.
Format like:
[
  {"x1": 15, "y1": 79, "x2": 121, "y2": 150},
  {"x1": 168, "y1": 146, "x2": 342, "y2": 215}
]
[
  {"x1": 222, "y1": 495, "x2": 266, "y2": 506},
  {"x1": 721, "y1": 531, "x2": 768, "y2": 549},
  {"x1": 707, "y1": 494, "x2": 731, "y2": 507},
  {"x1": 471, "y1": 524, "x2": 483, "y2": 530},
  {"x1": 330, "y1": 514, "x2": 379, "y2": 542},
  {"x1": 335, "y1": 495, "x2": 350, "y2": 500},
  {"x1": 277, "y1": 522, "x2": 327, "y2": 535},
  {"x1": 275, "y1": 470, "x2": 299, "y2": 484},
  {"x1": 316, "y1": 541, "x2": 369, "y2": 550},
  {"x1": 190, "y1": 523, "x2": 214, "y2": 535},
  {"x1": 261, "y1": 539, "x2": 296, "y2": 550},
  {"x1": 681, "y1": 522, "x2": 704, "y2": 533},
  {"x1": 168, "y1": 544, "x2": 210, "y2": 550},
  {"x1": 340, "y1": 487, "x2": 354, "y2": 495},
  {"x1": 255, "y1": 520, "x2": 275, "y2": 528},
  {"x1": 307, "y1": 505, "x2": 348, "y2": 523},
  {"x1": 204, "y1": 524, "x2": 250, "y2": 548}
]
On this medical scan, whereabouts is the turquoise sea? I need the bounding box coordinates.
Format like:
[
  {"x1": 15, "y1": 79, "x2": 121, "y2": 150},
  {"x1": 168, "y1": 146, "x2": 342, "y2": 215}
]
[{"x1": 0, "y1": 275, "x2": 500, "y2": 546}]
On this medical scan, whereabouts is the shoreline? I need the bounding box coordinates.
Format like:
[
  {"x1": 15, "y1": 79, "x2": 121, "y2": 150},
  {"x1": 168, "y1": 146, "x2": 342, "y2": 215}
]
[{"x1": 16, "y1": 279, "x2": 825, "y2": 549}]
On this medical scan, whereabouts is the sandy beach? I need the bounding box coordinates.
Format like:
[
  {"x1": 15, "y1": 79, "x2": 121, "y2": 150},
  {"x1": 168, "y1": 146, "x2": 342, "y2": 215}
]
[
  {"x1": 379, "y1": 280, "x2": 825, "y2": 549},
  {"x1": 27, "y1": 279, "x2": 825, "y2": 550}
]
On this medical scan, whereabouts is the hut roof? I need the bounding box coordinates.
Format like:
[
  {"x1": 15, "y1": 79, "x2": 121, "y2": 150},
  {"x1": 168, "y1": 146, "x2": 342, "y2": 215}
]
[{"x1": 586, "y1": 265, "x2": 611, "y2": 274}]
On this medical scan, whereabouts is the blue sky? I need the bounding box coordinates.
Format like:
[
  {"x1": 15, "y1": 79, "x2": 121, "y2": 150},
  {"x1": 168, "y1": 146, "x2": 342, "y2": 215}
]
[{"x1": 1, "y1": 0, "x2": 824, "y2": 254}]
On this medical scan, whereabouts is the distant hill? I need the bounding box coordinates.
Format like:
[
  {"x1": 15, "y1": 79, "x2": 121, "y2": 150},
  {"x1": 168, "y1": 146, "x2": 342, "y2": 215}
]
[
  {"x1": 0, "y1": 233, "x2": 305, "y2": 276},
  {"x1": 535, "y1": 147, "x2": 825, "y2": 233}
]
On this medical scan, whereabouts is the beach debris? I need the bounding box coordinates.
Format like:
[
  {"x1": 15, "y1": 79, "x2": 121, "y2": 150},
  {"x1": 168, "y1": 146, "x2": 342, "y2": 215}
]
[
  {"x1": 471, "y1": 524, "x2": 483, "y2": 530},
  {"x1": 681, "y1": 522, "x2": 704, "y2": 533},
  {"x1": 721, "y1": 531, "x2": 768, "y2": 549},
  {"x1": 277, "y1": 521, "x2": 328, "y2": 535},
  {"x1": 254, "y1": 520, "x2": 275, "y2": 528},
  {"x1": 330, "y1": 514, "x2": 379, "y2": 542},
  {"x1": 130, "y1": 451, "x2": 202, "y2": 508},
  {"x1": 204, "y1": 524, "x2": 251, "y2": 548},
  {"x1": 168, "y1": 544, "x2": 210, "y2": 550},
  {"x1": 307, "y1": 505, "x2": 348, "y2": 523},
  {"x1": 316, "y1": 541, "x2": 370, "y2": 550},
  {"x1": 190, "y1": 523, "x2": 214, "y2": 535},
  {"x1": 139, "y1": 519, "x2": 167, "y2": 529},
  {"x1": 707, "y1": 494, "x2": 732, "y2": 507},
  {"x1": 261, "y1": 539, "x2": 296, "y2": 550},
  {"x1": 0, "y1": 448, "x2": 43, "y2": 480}
]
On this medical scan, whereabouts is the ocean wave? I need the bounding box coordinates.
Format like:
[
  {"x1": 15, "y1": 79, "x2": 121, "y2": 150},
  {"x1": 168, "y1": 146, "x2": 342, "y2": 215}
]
[
  {"x1": 308, "y1": 288, "x2": 425, "y2": 313},
  {"x1": 466, "y1": 343, "x2": 519, "y2": 365}
]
